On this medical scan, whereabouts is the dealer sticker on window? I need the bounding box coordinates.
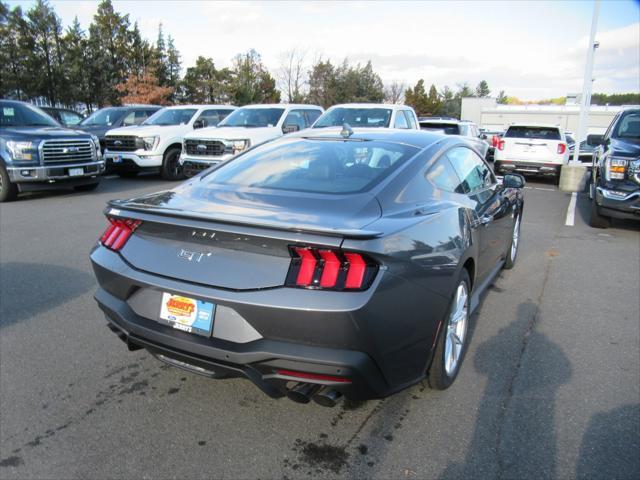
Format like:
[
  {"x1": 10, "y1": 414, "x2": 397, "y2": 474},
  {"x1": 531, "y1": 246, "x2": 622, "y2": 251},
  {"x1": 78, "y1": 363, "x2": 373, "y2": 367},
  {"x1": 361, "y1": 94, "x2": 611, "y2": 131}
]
[{"x1": 159, "y1": 293, "x2": 215, "y2": 337}]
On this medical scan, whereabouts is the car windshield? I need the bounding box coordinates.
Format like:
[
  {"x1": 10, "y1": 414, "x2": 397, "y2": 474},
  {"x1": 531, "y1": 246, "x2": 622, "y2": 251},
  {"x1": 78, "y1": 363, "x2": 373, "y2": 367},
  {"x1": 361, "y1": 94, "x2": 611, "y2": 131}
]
[
  {"x1": 80, "y1": 107, "x2": 124, "y2": 127},
  {"x1": 0, "y1": 102, "x2": 59, "y2": 127},
  {"x1": 313, "y1": 108, "x2": 392, "y2": 128},
  {"x1": 505, "y1": 126, "x2": 561, "y2": 140},
  {"x1": 614, "y1": 112, "x2": 640, "y2": 142},
  {"x1": 197, "y1": 138, "x2": 419, "y2": 194},
  {"x1": 217, "y1": 108, "x2": 285, "y2": 128},
  {"x1": 143, "y1": 108, "x2": 197, "y2": 126},
  {"x1": 420, "y1": 122, "x2": 460, "y2": 135}
]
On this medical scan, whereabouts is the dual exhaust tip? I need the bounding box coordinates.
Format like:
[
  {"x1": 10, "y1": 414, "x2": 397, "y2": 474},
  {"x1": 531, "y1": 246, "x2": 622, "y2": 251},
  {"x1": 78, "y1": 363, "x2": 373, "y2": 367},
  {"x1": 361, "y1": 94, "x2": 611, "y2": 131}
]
[{"x1": 286, "y1": 382, "x2": 343, "y2": 407}]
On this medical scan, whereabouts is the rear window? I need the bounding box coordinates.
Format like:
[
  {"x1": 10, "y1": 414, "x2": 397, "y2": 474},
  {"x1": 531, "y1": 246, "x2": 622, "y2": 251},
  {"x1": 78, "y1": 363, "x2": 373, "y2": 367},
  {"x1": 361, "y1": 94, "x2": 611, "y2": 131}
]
[
  {"x1": 420, "y1": 122, "x2": 460, "y2": 135},
  {"x1": 198, "y1": 138, "x2": 419, "y2": 194},
  {"x1": 505, "y1": 126, "x2": 561, "y2": 140}
]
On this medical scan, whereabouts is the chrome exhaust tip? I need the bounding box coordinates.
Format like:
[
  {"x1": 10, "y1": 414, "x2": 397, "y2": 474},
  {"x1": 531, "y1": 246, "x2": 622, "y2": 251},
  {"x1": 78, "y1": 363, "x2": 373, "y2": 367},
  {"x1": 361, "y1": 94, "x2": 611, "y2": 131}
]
[
  {"x1": 312, "y1": 388, "x2": 343, "y2": 408},
  {"x1": 286, "y1": 383, "x2": 321, "y2": 404}
]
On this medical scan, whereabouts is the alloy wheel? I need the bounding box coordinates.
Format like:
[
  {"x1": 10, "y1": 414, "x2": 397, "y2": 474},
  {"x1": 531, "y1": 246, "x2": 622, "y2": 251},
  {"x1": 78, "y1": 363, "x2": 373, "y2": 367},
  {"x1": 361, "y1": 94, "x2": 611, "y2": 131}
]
[
  {"x1": 444, "y1": 282, "x2": 469, "y2": 376},
  {"x1": 511, "y1": 215, "x2": 521, "y2": 262}
]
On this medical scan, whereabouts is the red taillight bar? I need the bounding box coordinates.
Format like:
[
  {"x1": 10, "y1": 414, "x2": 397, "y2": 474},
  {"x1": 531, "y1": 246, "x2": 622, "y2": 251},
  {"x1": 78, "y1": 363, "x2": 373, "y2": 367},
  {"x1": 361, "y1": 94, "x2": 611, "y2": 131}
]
[
  {"x1": 286, "y1": 246, "x2": 378, "y2": 291},
  {"x1": 276, "y1": 369, "x2": 351, "y2": 384},
  {"x1": 557, "y1": 143, "x2": 566, "y2": 154},
  {"x1": 100, "y1": 217, "x2": 141, "y2": 251},
  {"x1": 498, "y1": 140, "x2": 505, "y2": 151}
]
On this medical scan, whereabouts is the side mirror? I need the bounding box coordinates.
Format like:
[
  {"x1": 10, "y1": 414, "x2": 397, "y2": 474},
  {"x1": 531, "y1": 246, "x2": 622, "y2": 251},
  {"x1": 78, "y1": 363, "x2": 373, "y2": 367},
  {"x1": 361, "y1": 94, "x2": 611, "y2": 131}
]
[
  {"x1": 481, "y1": 134, "x2": 487, "y2": 140},
  {"x1": 587, "y1": 134, "x2": 604, "y2": 146},
  {"x1": 282, "y1": 124, "x2": 299, "y2": 134},
  {"x1": 193, "y1": 119, "x2": 207, "y2": 129},
  {"x1": 503, "y1": 173, "x2": 525, "y2": 189}
]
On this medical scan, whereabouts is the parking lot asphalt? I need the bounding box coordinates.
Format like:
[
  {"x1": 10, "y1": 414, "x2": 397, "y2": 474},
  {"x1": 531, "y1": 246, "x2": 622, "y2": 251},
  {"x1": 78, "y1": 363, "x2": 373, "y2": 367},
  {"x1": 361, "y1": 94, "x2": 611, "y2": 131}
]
[{"x1": 1, "y1": 175, "x2": 638, "y2": 479}]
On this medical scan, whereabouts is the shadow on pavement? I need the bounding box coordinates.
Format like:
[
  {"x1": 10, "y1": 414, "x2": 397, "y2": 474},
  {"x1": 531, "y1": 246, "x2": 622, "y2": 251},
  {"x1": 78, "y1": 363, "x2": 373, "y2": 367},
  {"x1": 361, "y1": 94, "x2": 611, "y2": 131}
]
[
  {"x1": 0, "y1": 262, "x2": 94, "y2": 329},
  {"x1": 576, "y1": 403, "x2": 640, "y2": 479},
  {"x1": 576, "y1": 192, "x2": 640, "y2": 231},
  {"x1": 440, "y1": 300, "x2": 572, "y2": 479}
]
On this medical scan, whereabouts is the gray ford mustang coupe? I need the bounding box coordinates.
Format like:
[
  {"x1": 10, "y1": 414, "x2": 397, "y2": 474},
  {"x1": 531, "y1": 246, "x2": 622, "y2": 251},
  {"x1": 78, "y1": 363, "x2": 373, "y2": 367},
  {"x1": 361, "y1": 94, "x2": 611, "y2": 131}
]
[{"x1": 90, "y1": 127, "x2": 525, "y2": 407}]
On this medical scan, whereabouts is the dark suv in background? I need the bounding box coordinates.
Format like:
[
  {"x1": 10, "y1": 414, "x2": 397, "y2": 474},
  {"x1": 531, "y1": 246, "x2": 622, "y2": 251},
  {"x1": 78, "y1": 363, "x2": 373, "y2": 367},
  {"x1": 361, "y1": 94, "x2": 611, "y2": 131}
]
[
  {"x1": 77, "y1": 105, "x2": 161, "y2": 151},
  {"x1": 40, "y1": 106, "x2": 85, "y2": 128},
  {"x1": 0, "y1": 100, "x2": 104, "y2": 202},
  {"x1": 590, "y1": 108, "x2": 640, "y2": 228}
]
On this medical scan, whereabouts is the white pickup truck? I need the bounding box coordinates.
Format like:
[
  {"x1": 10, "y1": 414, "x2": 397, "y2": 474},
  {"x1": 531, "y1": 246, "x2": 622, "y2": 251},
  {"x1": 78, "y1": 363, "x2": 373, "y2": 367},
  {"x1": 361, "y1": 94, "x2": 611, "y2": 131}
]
[
  {"x1": 494, "y1": 123, "x2": 570, "y2": 182},
  {"x1": 179, "y1": 103, "x2": 324, "y2": 177},
  {"x1": 104, "y1": 105, "x2": 236, "y2": 180},
  {"x1": 312, "y1": 103, "x2": 420, "y2": 130}
]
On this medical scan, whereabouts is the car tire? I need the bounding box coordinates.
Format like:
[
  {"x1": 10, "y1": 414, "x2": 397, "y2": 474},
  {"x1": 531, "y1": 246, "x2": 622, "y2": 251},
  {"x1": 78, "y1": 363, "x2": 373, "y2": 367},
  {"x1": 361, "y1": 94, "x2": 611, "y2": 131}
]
[
  {"x1": 0, "y1": 164, "x2": 18, "y2": 202},
  {"x1": 117, "y1": 171, "x2": 139, "y2": 178},
  {"x1": 589, "y1": 196, "x2": 610, "y2": 229},
  {"x1": 428, "y1": 269, "x2": 471, "y2": 390},
  {"x1": 503, "y1": 211, "x2": 521, "y2": 269},
  {"x1": 73, "y1": 181, "x2": 100, "y2": 192},
  {"x1": 161, "y1": 147, "x2": 184, "y2": 181}
]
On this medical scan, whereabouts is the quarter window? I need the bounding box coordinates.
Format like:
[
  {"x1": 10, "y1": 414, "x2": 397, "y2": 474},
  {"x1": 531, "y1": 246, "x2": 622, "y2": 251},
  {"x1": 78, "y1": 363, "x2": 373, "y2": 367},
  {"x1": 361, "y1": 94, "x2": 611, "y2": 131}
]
[
  {"x1": 283, "y1": 110, "x2": 307, "y2": 132},
  {"x1": 304, "y1": 109, "x2": 322, "y2": 126},
  {"x1": 426, "y1": 156, "x2": 465, "y2": 193},
  {"x1": 446, "y1": 147, "x2": 494, "y2": 194},
  {"x1": 404, "y1": 111, "x2": 417, "y2": 129},
  {"x1": 197, "y1": 109, "x2": 233, "y2": 127}
]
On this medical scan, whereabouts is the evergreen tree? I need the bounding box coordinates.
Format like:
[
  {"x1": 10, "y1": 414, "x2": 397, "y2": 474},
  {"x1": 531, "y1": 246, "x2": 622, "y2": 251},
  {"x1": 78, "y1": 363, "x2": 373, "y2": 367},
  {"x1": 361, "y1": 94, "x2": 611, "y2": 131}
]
[
  {"x1": 307, "y1": 59, "x2": 337, "y2": 108},
  {"x1": 404, "y1": 79, "x2": 430, "y2": 115},
  {"x1": 475, "y1": 80, "x2": 491, "y2": 97},
  {"x1": 230, "y1": 49, "x2": 280, "y2": 105},
  {"x1": 153, "y1": 23, "x2": 168, "y2": 87},
  {"x1": 496, "y1": 90, "x2": 508, "y2": 104},
  {"x1": 166, "y1": 35, "x2": 181, "y2": 101},
  {"x1": 62, "y1": 17, "x2": 92, "y2": 109},
  {"x1": 181, "y1": 56, "x2": 232, "y2": 103}
]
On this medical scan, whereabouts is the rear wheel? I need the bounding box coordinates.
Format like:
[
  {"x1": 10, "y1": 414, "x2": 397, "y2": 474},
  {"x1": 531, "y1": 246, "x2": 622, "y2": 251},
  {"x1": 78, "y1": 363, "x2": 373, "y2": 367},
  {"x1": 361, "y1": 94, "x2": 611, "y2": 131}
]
[
  {"x1": 161, "y1": 147, "x2": 184, "y2": 181},
  {"x1": 428, "y1": 270, "x2": 471, "y2": 390},
  {"x1": 589, "y1": 196, "x2": 610, "y2": 228},
  {"x1": 503, "y1": 212, "x2": 521, "y2": 269},
  {"x1": 73, "y1": 181, "x2": 100, "y2": 192},
  {"x1": 0, "y1": 164, "x2": 18, "y2": 202}
]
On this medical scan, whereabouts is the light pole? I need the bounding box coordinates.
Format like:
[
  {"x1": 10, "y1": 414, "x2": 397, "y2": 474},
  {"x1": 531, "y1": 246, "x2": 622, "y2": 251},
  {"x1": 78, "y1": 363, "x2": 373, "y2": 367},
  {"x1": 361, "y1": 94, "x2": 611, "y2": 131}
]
[{"x1": 572, "y1": 0, "x2": 601, "y2": 164}]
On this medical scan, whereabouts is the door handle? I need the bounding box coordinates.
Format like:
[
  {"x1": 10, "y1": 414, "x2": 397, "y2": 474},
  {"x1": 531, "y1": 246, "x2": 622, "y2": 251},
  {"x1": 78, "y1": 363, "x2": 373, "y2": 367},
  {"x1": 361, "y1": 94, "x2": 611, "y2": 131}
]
[{"x1": 480, "y1": 215, "x2": 493, "y2": 226}]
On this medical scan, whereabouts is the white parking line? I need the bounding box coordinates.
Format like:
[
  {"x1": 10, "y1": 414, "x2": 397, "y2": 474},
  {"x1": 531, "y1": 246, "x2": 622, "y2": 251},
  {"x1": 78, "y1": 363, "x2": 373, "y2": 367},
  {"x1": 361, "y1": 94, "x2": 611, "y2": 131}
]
[{"x1": 565, "y1": 192, "x2": 577, "y2": 226}]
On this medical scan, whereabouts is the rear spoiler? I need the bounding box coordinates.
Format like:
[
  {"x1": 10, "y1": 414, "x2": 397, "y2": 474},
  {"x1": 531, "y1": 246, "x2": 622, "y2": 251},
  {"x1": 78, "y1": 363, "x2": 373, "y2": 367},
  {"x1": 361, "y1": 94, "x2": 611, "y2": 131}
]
[{"x1": 105, "y1": 199, "x2": 384, "y2": 239}]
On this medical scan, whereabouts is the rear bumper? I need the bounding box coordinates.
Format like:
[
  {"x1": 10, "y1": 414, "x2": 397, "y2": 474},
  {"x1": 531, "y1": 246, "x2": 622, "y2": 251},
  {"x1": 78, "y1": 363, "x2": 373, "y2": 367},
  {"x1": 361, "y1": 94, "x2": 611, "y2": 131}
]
[
  {"x1": 495, "y1": 160, "x2": 561, "y2": 176},
  {"x1": 90, "y1": 247, "x2": 438, "y2": 400},
  {"x1": 595, "y1": 186, "x2": 640, "y2": 220}
]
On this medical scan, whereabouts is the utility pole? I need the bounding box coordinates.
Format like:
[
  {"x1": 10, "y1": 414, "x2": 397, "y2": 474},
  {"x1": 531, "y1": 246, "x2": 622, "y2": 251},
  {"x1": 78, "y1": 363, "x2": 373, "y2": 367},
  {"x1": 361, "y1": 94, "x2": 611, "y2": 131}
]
[{"x1": 572, "y1": 0, "x2": 600, "y2": 164}]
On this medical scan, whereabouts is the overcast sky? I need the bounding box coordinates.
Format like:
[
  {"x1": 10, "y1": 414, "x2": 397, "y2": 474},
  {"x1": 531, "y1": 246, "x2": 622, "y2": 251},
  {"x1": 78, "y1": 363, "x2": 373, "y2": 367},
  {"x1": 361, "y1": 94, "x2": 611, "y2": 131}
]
[{"x1": 9, "y1": 0, "x2": 640, "y2": 100}]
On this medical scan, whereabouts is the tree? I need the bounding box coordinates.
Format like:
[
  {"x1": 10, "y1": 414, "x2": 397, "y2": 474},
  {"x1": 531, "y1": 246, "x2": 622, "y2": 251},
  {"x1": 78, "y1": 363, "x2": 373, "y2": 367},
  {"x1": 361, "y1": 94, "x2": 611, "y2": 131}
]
[
  {"x1": 426, "y1": 84, "x2": 442, "y2": 115},
  {"x1": 115, "y1": 70, "x2": 173, "y2": 105},
  {"x1": 153, "y1": 23, "x2": 168, "y2": 86},
  {"x1": 62, "y1": 17, "x2": 93, "y2": 109},
  {"x1": 277, "y1": 48, "x2": 307, "y2": 103},
  {"x1": 384, "y1": 81, "x2": 406, "y2": 104},
  {"x1": 181, "y1": 56, "x2": 232, "y2": 103},
  {"x1": 404, "y1": 79, "x2": 429, "y2": 115},
  {"x1": 0, "y1": 3, "x2": 31, "y2": 100},
  {"x1": 307, "y1": 59, "x2": 337, "y2": 108},
  {"x1": 475, "y1": 80, "x2": 490, "y2": 98},
  {"x1": 437, "y1": 86, "x2": 459, "y2": 118},
  {"x1": 230, "y1": 49, "x2": 280, "y2": 105},
  {"x1": 166, "y1": 35, "x2": 181, "y2": 100},
  {"x1": 456, "y1": 82, "x2": 474, "y2": 98},
  {"x1": 496, "y1": 90, "x2": 508, "y2": 104}
]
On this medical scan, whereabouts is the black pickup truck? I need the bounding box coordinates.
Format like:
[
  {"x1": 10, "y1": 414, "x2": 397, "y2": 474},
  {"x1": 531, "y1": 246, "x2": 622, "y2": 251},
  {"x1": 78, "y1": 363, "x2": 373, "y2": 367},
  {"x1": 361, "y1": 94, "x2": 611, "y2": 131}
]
[
  {"x1": 590, "y1": 108, "x2": 640, "y2": 228},
  {"x1": 0, "y1": 100, "x2": 105, "y2": 202}
]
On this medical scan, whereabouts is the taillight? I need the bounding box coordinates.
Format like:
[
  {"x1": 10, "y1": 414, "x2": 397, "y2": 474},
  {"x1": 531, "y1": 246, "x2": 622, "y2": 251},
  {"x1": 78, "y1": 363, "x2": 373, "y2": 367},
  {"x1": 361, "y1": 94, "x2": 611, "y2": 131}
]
[
  {"x1": 498, "y1": 140, "x2": 505, "y2": 151},
  {"x1": 286, "y1": 246, "x2": 378, "y2": 291},
  {"x1": 100, "y1": 217, "x2": 141, "y2": 251},
  {"x1": 492, "y1": 135, "x2": 499, "y2": 147},
  {"x1": 557, "y1": 143, "x2": 566, "y2": 154}
]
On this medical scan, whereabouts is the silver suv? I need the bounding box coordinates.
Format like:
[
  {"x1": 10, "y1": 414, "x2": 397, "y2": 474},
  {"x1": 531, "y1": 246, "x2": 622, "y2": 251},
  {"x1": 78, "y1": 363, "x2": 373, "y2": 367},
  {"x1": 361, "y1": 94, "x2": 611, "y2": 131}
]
[{"x1": 418, "y1": 117, "x2": 489, "y2": 158}]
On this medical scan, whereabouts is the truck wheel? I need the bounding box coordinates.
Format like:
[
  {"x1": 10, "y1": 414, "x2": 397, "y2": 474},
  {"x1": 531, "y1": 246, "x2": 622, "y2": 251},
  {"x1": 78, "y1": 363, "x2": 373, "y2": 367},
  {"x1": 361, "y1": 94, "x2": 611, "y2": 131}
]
[
  {"x1": 589, "y1": 196, "x2": 610, "y2": 229},
  {"x1": 161, "y1": 147, "x2": 184, "y2": 181},
  {"x1": 73, "y1": 181, "x2": 100, "y2": 192},
  {"x1": 428, "y1": 269, "x2": 471, "y2": 390},
  {"x1": 0, "y1": 164, "x2": 18, "y2": 202}
]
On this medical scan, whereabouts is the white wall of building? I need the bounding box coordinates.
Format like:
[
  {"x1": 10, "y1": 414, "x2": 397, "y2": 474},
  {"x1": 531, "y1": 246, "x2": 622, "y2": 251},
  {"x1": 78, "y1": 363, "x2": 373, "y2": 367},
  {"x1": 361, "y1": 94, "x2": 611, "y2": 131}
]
[{"x1": 461, "y1": 97, "x2": 634, "y2": 138}]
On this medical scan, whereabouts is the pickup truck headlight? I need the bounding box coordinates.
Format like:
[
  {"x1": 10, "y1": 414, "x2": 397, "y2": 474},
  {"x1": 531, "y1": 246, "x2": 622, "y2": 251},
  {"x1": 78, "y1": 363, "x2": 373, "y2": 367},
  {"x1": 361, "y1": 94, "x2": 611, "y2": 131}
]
[
  {"x1": 226, "y1": 139, "x2": 250, "y2": 155},
  {"x1": 142, "y1": 136, "x2": 159, "y2": 151},
  {"x1": 6, "y1": 140, "x2": 36, "y2": 161},
  {"x1": 604, "y1": 156, "x2": 628, "y2": 181}
]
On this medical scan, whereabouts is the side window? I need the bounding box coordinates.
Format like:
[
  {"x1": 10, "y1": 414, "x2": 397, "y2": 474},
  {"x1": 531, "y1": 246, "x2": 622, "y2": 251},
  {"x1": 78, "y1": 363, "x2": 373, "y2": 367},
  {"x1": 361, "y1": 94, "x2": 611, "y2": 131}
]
[
  {"x1": 393, "y1": 110, "x2": 409, "y2": 129},
  {"x1": 121, "y1": 111, "x2": 137, "y2": 126},
  {"x1": 304, "y1": 109, "x2": 322, "y2": 126},
  {"x1": 62, "y1": 111, "x2": 83, "y2": 126},
  {"x1": 405, "y1": 111, "x2": 417, "y2": 130},
  {"x1": 133, "y1": 110, "x2": 148, "y2": 125},
  {"x1": 283, "y1": 110, "x2": 306, "y2": 132},
  {"x1": 426, "y1": 156, "x2": 465, "y2": 193},
  {"x1": 447, "y1": 147, "x2": 495, "y2": 194},
  {"x1": 196, "y1": 109, "x2": 226, "y2": 127}
]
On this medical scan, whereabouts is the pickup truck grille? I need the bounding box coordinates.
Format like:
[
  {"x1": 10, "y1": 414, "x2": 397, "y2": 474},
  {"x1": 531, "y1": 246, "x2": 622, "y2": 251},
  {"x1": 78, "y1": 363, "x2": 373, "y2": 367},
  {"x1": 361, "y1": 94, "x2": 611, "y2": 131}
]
[
  {"x1": 42, "y1": 139, "x2": 95, "y2": 164},
  {"x1": 105, "y1": 135, "x2": 140, "y2": 152},
  {"x1": 185, "y1": 139, "x2": 225, "y2": 157}
]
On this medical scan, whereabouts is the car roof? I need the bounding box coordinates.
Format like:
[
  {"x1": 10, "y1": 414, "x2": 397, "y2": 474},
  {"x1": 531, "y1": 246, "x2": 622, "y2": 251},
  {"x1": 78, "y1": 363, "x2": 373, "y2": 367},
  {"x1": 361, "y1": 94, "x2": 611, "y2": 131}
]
[
  {"x1": 237, "y1": 103, "x2": 321, "y2": 110},
  {"x1": 328, "y1": 103, "x2": 413, "y2": 111},
  {"x1": 507, "y1": 123, "x2": 562, "y2": 129},
  {"x1": 418, "y1": 117, "x2": 460, "y2": 124},
  {"x1": 297, "y1": 126, "x2": 445, "y2": 149},
  {"x1": 163, "y1": 104, "x2": 236, "y2": 110}
]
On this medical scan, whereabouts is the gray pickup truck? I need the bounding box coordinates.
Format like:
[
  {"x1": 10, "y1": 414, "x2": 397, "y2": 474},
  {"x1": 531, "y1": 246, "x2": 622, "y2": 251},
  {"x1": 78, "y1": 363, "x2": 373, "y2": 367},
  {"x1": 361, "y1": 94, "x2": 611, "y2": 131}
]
[{"x1": 0, "y1": 100, "x2": 105, "y2": 202}]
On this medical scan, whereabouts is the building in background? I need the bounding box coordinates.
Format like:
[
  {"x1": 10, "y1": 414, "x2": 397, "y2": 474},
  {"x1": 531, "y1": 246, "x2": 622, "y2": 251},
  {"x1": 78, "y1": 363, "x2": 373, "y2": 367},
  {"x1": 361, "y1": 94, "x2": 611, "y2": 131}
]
[{"x1": 461, "y1": 97, "x2": 636, "y2": 137}]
